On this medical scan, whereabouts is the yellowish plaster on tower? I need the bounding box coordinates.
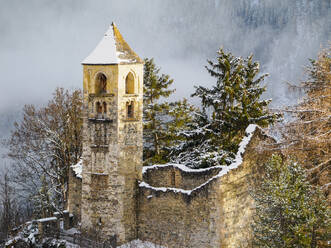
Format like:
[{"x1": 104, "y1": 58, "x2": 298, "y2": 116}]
[{"x1": 80, "y1": 23, "x2": 143, "y2": 244}]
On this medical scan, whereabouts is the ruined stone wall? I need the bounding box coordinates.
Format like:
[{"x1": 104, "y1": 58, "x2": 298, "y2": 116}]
[
  {"x1": 137, "y1": 128, "x2": 276, "y2": 248},
  {"x1": 143, "y1": 165, "x2": 222, "y2": 190},
  {"x1": 67, "y1": 167, "x2": 82, "y2": 223},
  {"x1": 138, "y1": 181, "x2": 221, "y2": 248},
  {"x1": 216, "y1": 130, "x2": 276, "y2": 247}
]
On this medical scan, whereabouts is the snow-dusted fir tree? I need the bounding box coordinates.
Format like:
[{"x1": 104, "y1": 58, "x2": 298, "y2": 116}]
[
  {"x1": 143, "y1": 58, "x2": 175, "y2": 165},
  {"x1": 252, "y1": 155, "x2": 330, "y2": 248},
  {"x1": 143, "y1": 58, "x2": 195, "y2": 165},
  {"x1": 169, "y1": 109, "x2": 227, "y2": 168},
  {"x1": 171, "y1": 48, "x2": 279, "y2": 168}
]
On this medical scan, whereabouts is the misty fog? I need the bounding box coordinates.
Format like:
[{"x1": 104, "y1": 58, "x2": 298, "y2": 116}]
[{"x1": 0, "y1": 0, "x2": 330, "y2": 136}]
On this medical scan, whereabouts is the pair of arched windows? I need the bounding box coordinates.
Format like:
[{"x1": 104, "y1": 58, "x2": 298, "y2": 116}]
[{"x1": 95, "y1": 72, "x2": 135, "y2": 95}]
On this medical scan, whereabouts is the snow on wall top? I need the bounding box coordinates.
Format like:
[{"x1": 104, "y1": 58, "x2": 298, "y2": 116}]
[
  {"x1": 139, "y1": 124, "x2": 259, "y2": 195},
  {"x1": 82, "y1": 22, "x2": 143, "y2": 65},
  {"x1": 142, "y1": 163, "x2": 224, "y2": 175},
  {"x1": 71, "y1": 159, "x2": 82, "y2": 179}
]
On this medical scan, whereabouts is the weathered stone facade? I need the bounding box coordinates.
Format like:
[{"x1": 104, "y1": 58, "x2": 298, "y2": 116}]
[
  {"x1": 67, "y1": 23, "x2": 278, "y2": 247},
  {"x1": 67, "y1": 164, "x2": 82, "y2": 225},
  {"x1": 79, "y1": 23, "x2": 143, "y2": 244}
]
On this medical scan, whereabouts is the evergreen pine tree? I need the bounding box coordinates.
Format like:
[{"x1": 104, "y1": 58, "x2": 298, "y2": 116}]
[
  {"x1": 252, "y1": 155, "x2": 331, "y2": 248},
  {"x1": 181, "y1": 48, "x2": 279, "y2": 167},
  {"x1": 143, "y1": 59, "x2": 197, "y2": 165},
  {"x1": 193, "y1": 48, "x2": 278, "y2": 149},
  {"x1": 143, "y1": 58, "x2": 175, "y2": 165},
  {"x1": 169, "y1": 108, "x2": 234, "y2": 168}
]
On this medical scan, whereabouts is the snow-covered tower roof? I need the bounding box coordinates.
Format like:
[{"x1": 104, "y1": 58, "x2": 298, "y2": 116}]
[{"x1": 82, "y1": 22, "x2": 143, "y2": 65}]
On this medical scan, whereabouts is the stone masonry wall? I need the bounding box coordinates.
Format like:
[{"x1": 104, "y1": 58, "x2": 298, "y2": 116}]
[
  {"x1": 143, "y1": 165, "x2": 222, "y2": 190},
  {"x1": 67, "y1": 167, "x2": 82, "y2": 224},
  {"x1": 138, "y1": 181, "x2": 221, "y2": 248},
  {"x1": 137, "y1": 127, "x2": 276, "y2": 248},
  {"x1": 216, "y1": 129, "x2": 276, "y2": 247}
]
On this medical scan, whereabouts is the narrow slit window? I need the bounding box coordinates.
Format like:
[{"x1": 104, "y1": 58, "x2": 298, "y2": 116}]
[
  {"x1": 103, "y1": 102, "x2": 107, "y2": 114},
  {"x1": 171, "y1": 171, "x2": 176, "y2": 186},
  {"x1": 127, "y1": 102, "x2": 134, "y2": 118}
]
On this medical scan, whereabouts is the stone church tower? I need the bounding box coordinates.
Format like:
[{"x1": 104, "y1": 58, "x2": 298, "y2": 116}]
[{"x1": 80, "y1": 23, "x2": 143, "y2": 243}]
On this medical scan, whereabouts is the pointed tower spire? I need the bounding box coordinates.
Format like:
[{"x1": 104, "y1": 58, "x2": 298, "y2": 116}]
[{"x1": 82, "y1": 23, "x2": 142, "y2": 65}]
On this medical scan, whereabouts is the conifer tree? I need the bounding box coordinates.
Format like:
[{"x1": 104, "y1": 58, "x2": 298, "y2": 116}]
[
  {"x1": 193, "y1": 48, "x2": 278, "y2": 151},
  {"x1": 165, "y1": 99, "x2": 197, "y2": 152},
  {"x1": 252, "y1": 155, "x2": 330, "y2": 248},
  {"x1": 143, "y1": 58, "x2": 175, "y2": 165},
  {"x1": 172, "y1": 48, "x2": 279, "y2": 168},
  {"x1": 143, "y1": 59, "x2": 197, "y2": 165}
]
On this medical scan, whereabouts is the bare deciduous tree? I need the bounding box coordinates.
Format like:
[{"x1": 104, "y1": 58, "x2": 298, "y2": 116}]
[
  {"x1": 276, "y1": 45, "x2": 331, "y2": 200},
  {"x1": 6, "y1": 87, "x2": 83, "y2": 218}
]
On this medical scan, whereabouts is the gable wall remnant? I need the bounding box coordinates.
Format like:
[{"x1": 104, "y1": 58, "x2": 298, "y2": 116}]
[{"x1": 216, "y1": 130, "x2": 276, "y2": 247}]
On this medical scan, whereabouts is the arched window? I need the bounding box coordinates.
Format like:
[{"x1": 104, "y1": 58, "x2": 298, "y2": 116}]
[
  {"x1": 127, "y1": 101, "x2": 134, "y2": 118},
  {"x1": 96, "y1": 102, "x2": 102, "y2": 113},
  {"x1": 125, "y1": 72, "x2": 134, "y2": 94},
  {"x1": 95, "y1": 73, "x2": 107, "y2": 95},
  {"x1": 103, "y1": 102, "x2": 107, "y2": 114}
]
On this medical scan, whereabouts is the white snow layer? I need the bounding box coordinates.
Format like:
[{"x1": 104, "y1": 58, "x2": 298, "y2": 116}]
[
  {"x1": 82, "y1": 25, "x2": 118, "y2": 64},
  {"x1": 37, "y1": 217, "x2": 57, "y2": 222},
  {"x1": 118, "y1": 239, "x2": 166, "y2": 248},
  {"x1": 71, "y1": 159, "x2": 82, "y2": 179},
  {"x1": 139, "y1": 124, "x2": 258, "y2": 195},
  {"x1": 5, "y1": 223, "x2": 39, "y2": 246},
  {"x1": 142, "y1": 162, "x2": 223, "y2": 174},
  {"x1": 82, "y1": 23, "x2": 134, "y2": 64}
]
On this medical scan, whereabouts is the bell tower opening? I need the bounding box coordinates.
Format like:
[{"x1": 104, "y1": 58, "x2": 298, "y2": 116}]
[
  {"x1": 125, "y1": 72, "x2": 134, "y2": 94},
  {"x1": 95, "y1": 73, "x2": 107, "y2": 95}
]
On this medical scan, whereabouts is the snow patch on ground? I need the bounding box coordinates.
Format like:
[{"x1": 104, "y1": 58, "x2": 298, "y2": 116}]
[
  {"x1": 71, "y1": 159, "x2": 82, "y2": 179},
  {"x1": 43, "y1": 238, "x2": 80, "y2": 248},
  {"x1": 37, "y1": 216, "x2": 57, "y2": 222},
  {"x1": 118, "y1": 239, "x2": 166, "y2": 248},
  {"x1": 5, "y1": 222, "x2": 39, "y2": 247},
  {"x1": 139, "y1": 124, "x2": 258, "y2": 195},
  {"x1": 64, "y1": 227, "x2": 80, "y2": 235}
]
